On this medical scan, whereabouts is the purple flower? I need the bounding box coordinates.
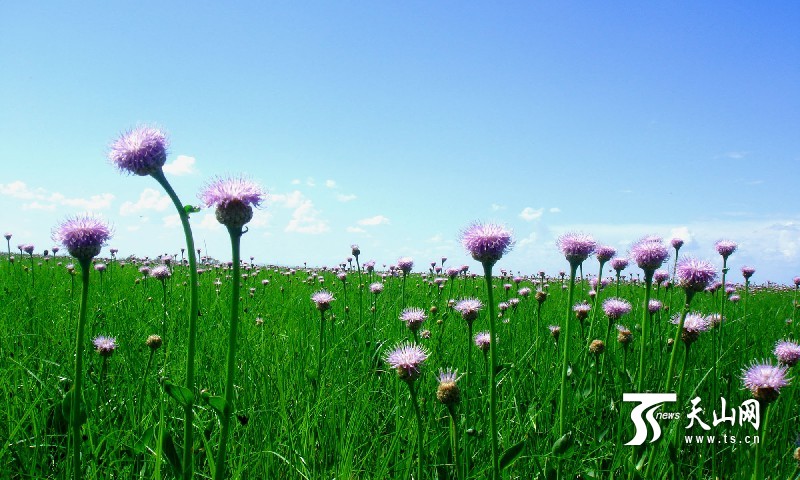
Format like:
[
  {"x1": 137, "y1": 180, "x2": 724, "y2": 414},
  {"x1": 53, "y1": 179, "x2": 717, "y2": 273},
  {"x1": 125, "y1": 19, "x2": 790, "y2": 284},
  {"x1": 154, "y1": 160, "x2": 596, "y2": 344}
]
[
  {"x1": 369, "y1": 282, "x2": 384, "y2": 294},
  {"x1": 676, "y1": 257, "x2": 717, "y2": 293},
  {"x1": 474, "y1": 331, "x2": 491, "y2": 352},
  {"x1": 518, "y1": 287, "x2": 531, "y2": 297},
  {"x1": 714, "y1": 240, "x2": 738, "y2": 259},
  {"x1": 311, "y1": 290, "x2": 335, "y2": 312},
  {"x1": 200, "y1": 176, "x2": 266, "y2": 229},
  {"x1": 630, "y1": 237, "x2": 669, "y2": 272},
  {"x1": 52, "y1": 215, "x2": 112, "y2": 261},
  {"x1": 653, "y1": 270, "x2": 670, "y2": 284},
  {"x1": 672, "y1": 313, "x2": 711, "y2": 345},
  {"x1": 602, "y1": 298, "x2": 632, "y2": 320},
  {"x1": 729, "y1": 294, "x2": 740, "y2": 303},
  {"x1": 151, "y1": 265, "x2": 171, "y2": 281},
  {"x1": 707, "y1": 313, "x2": 724, "y2": 328},
  {"x1": 384, "y1": 342, "x2": 429, "y2": 381},
  {"x1": 557, "y1": 232, "x2": 596, "y2": 266},
  {"x1": 109, "y1": 126, "x2": 168, "y2": 176},
  {"x1": 139, "y1": 266, "x2": 151, "y2": 277},
  {"x1": 774, "y1": 340, "x2": 800, "y2": 367},
  {"x1": 436, "y1": 368, "x2": 461, "y2": 405},
  {"x1": 400, "y1": 307, "x2": 427, "y2": 332},
  {"x1": 794, "y1": 277, "x2": 800, "y2": 287},
  {"x1": 573, "y1": 301, "x2": 591, "y2": 321},
  {"x1": 647, "y1": 299, "x2": 663, "y2": 314},
  {"x1": 742, "y1": 361, "x2": 790, "y2": 403},
  {"x1": 548, "y1": 325, "x2": 561, "y2": 342},
  {"x1": 351, "y1": 244, "x2": 360, "y2": 257},
  {"x1": 595, "y1": 245, "x2": 616, "y2": 263},
  {"x1": 741, "y1": 266, "x2": 755, "y2": 280},
  {"x1": 616, "y1": 324, "x2": 633, "y2": 346},
  {"x1": 460, "y1": 222, "x2": 513, "y2": 266},
  {"x1": 3, "y1": 233, "x2": 10, "y2": 240},
  {"x1": 94, "y1": 263, "x2": 107, "y2": 272},
  {"x1": 93, "y1": 335, "x2": 118, "y2": 357},
  {"x1": 23, "y1": 244, "x2": 35, "y2": 255},
  {"x1": 671, "y1": 238, "x2": 684, "y2": 250},
  {"x1": 454, "y1": 298, "x2": 483, "y2": 324},
  {"x1": 397, "y1": 257, "x2": 414, "y2": 275},
  {"x1": 610, "y1": 257, "x2": 629, "y2": 272}
]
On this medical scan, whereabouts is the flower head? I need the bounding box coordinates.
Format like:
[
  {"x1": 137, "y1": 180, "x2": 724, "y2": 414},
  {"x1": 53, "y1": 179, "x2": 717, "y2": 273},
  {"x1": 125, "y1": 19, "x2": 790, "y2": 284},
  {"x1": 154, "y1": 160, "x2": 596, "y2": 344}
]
[
  {"x1": 351, "y1": 244, "x2": 360, "y2": 257},
  {"x1": 369, "y1": 282, "x2": 384, "y2": 294},
  {"x1": 454, "y1": 298, "x2": 483, "y2": 324},
  {"x1": 23, "y1": 244, "x2": 34, "y2": 255},
  {"x1": 616, "y1": 325, "x2": 633, "y2": 346},
  {"x1": 774, "y1": 340, "x2": 800, "y2": 367},
  {"x1": 3, "y1": 233, "x2": 10, "y2": 241},
  {"x1": 630, "y1": 236, "x2": 669, "y2": 272},
  {"x1": 671, "y1": 238, "x2": 684, "y2": 250},
  {"x1": 548, "y1": 325, "x2": 561, "y2": 342},
  {"x1": 742, "y1": 360, "x2": 790, "y2": 403},
  {"x1": 384, "y1": 342, "x2": 429, "y2": 382},
  {"x1": 557, "y1": 232, "x2": 596, "y2": 266},
  {"x1": 794, "y1": 277, "x2": 800, "y2": 287},
  {"x1": 52, "y1": 215, "x2": 112, "y2": 261},
  {"x1": 573, "y1": 301, "x2": 591, "y2": 321},
  {"x1": 311, "y1": 290, "x2": 335, "y2": 312},
  {"x1": 589, "y1": 339, "x2": 605, "y2": 355},
  {"x1": 201, "y1": 176, "x2": 266, "y2": 229},
  {"x1": 151, "y1": 265, "x2": 171, "y2": 281},
  {"x1": 397, "y1": 257, "x2": 414, "y2": 275},
  {"x1": 146, "y1": 334, "x2": 163, "y2": 350},
  {"x1": 715, "y1": 240, "x2": 738, "y2": 259},
  {"x1": 94, "y1": 263, "x2": 107, "y2": 272},
  {"x1": 741, "y1": 266, "x2": 756, "y2": 280},
  {"x1": 647, "y1": 299, "x2": 663, "y2": 314},
  {"x1": 400, "y1": 307, "x2": 427, "y2": 332},
  {"x1": 602, "y1": 297, "x2": 632, "y2": 320},
  {"x1": 676, "y1": 257, "x2": 718, "y2": 293},
  {"x1": 93, "y1": 335, "x2": 118, "y2": 357},
  {"x1": 109, "y1": 126, "x2": 168, "y2": 176},
  {"x1": 653, "y1": 270, "x2": 670, "y2": 285},
  {"x1": 474, "y1": 331, "x2": 491, "y2": 352},
  {"x1": 436, "y1": 368, "x2": 462, "y2": 405},
  {"x1": 595, "y1": 245, "x2": 616, "y2": 263},
  {"x1": 672, "y1": 313, "x2": 711, "y2": 345},
  {"x1": 460, "y1": 222, "x2": 513, "y2": 266},
  {"x1": 610, "y1": 257, "x2": 629, "y2": 272}
]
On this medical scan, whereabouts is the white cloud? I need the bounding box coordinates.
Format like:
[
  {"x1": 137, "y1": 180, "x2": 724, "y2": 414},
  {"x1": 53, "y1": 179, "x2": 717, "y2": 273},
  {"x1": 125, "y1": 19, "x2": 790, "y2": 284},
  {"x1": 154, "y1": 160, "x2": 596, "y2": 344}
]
[
  {"x1": 358, "y1": 215, "x2": 390, "y2": 226},
  {"x1": 0, "y1": 180, "x2": 114, "y2": 211},
  {"x1": 270, "y1": 190, "x2": 329, "y2": 234},
  {"x1": 163, "y1": 155, "x2": 197, "y2": 176},
  {"x1": 325, "y1": 179, "x2": 337, "y2": 188},
  {"x1": 306, "y1": 177, "x2": 316, "y2": 187},
  {"x1": 491, "y1": 203, "x2": 506, "y2": 211},
  {"x1": 518, "y1": 232, "x2": 538, "y2": 247},
  {"x1": 519, "y1": 207, "x2": 544, "y2": 222},
  {"x1": 669, "y1": 226, "x2": 693, "y2": 245},
  {"x1": 197, "y1": 213, "x2": 222, "y2": 231},
  {"x1": 549, "y1": 207, "x2": 561, "y2": 213},
  {"x1": 346, "y1": 226, "x2": 366, "y2": 233},
  {"x1": 291, "y1": 179, "x2": 301, "y2": 185},
  {"x1": 120, "y1": 188, "x2": 171, "y2": 216},
  {"x1": 720, "y1": 151, "x2": 749, "y2": 160},
  {"x1": 336, "y1": 193, "x2": 357, "y2": 202},
  {"x1": 163, "y1": 214, "x2": 180, "y2": 229}
]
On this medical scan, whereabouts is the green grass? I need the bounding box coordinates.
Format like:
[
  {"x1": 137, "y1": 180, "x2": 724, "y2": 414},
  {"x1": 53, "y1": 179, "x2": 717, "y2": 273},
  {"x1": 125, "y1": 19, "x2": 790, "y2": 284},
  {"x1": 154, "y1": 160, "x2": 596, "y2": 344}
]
[{"x1": 1, "y1": 255, "x2": 798, "y2": 479}]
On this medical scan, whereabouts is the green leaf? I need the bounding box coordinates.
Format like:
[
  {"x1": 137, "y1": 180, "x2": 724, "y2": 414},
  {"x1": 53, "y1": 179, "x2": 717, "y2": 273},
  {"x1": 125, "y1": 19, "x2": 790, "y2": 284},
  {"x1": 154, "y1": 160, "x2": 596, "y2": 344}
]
[
  {"x1": 204, "y1": 395, "x2": 229, "y2": 417},
  {"x1": 61, "y1": 389, "x2": 87, "y2": 426},
  {"x1": 163, "y1": 382, "x2": 194, "y2": 408},
  {"x1": 499, "y1": 437, "x2": 526, "y2": 470},
  {"x1": 184, "y1": 205, "x2": 201, "y2": 214},
  {"x1": 551, "y1": 433, "x2": 573, "y2": 455},
  {"x1": 133, "y1": 425, "x2": 156, "y2": 455},
  {"x1": 161, "y1": 431, "x2": 183, "y2": 477}
]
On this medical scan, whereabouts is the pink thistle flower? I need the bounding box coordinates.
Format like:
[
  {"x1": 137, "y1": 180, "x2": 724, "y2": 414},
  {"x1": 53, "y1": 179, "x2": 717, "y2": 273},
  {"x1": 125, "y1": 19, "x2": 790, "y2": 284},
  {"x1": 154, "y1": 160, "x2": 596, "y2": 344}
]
[
  {"x1": 52, "y1": 215, "x2": 112, "y2": 261},
  {"x1": 742, "y1": 360, "x2": 790, "y2": 403},
  {"x1": 676, "y1": 257, "x2": 717, "y2": 293},
  {"x1": 385, "y1": 342, "x2": 429, "y2": 382},
  {"x1": 109, "y1": 126, "x2": 168, "y2": 176},
  {"x1": 311, "y1": 290, "x2": 335, "y2": 312},
  {"x1": 460, "y1": 222, "x2": 513, "y2": 266},
  {"x1": 400, "y1": 307, "x2": 427, "y2": 332},
  {"x1": 557, "y1": 232, "x2": 596, "y2": 266},
  {"x1": 474, "y1": 331, "x2": 491, "y2": 352},
  {"x1": 774, "y1": 340, "x2": 800, "y2": 367},
  {"x1": 200, "y1": 176, "x2": 265, "y2": 229},
  {"x1": 630, "y1": 236, "x2": 669, "y2": 273},
  {"x1": 602, "y1": 298, "x2": 632, "y2": 320}
]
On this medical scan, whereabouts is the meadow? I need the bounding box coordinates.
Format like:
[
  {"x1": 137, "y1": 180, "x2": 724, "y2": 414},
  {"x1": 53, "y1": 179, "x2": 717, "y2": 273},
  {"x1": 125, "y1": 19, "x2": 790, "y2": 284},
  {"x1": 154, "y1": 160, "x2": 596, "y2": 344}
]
[{"x1": 1, "y1": 242, "x2": 799, "y2": 479}]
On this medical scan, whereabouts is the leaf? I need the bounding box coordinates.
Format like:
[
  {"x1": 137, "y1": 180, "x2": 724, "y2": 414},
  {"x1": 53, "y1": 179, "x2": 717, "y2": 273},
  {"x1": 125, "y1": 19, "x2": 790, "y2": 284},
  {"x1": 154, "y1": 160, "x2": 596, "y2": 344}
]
[
  {"x1": 205, "y1": 395, "x2": 229, "y2": 417},
  {"x1": 499, "y1": 437, "x2": 526, "y2": 470},
  {"x1": 551, "y1": 433, "x2": 573, "y2": 456},
  {"x1": 163, "y1": 382, "x2": 194, "y2": 408},
  {"x1": 162, "y1": 431, "x2": 183, "y2": 477},
  {"x1": 184, "y1": 205, "x2": 201, "y2": 214},
  {"x1": 61, "y1": 389, "x2": 87, "y2": 426},
  {"x1": 133, "y1": 425, "x2": 156, "y2": 455}
]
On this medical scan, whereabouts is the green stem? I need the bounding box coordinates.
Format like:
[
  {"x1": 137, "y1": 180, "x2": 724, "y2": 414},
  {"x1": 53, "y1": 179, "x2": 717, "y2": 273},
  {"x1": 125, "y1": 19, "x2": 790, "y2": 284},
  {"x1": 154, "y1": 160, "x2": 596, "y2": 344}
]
[
  {"x1": 753, "y1": 402, "x2": 770, "y2": 480},
  {"x1": 213, "y1": 227, "x2": 243, "y2": 480},
  {"x1": 316, "y1": 309, "x2": 326, "y2": 399},
  {"x1": 447, "y1": 405, "x2": 461, "y2": 480},
  {"x1": 71, "y1": 257, "x2": 91, "y2": 480},
  {"x1": 408, "y1": 381, "x2": 424, "y2": 480},
  {"x1": 482, "y1": 262, "x2": 500, "y2": 479},
  {"x1": 636, "y1": 272, "x2": 653, "y2": 392},
  {"x1": 665, "y1": 291, "x2": 695, "y2": 392},
  {"x1": 152, "y1": 170, "x2": 200, "y2": 480},
  {"x1": 559, "y1": 264, "x2": 578, "y2": 438},
  {"x1": 464, "y1": 321, "x2": 473, "y2": 478}
]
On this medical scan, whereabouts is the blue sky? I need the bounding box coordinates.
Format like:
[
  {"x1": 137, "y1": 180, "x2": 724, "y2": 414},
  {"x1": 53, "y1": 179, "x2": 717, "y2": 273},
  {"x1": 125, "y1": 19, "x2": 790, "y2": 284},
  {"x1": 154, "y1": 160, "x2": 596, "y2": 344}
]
[{"x1": 1, "y1": 2, "x2": 798, "y2": 282}]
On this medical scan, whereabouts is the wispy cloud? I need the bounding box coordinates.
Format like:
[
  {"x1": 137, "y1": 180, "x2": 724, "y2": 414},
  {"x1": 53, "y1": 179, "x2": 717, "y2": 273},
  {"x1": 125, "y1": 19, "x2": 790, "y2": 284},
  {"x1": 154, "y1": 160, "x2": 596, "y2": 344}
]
[
  {"x1": 270, "y1": 190, "x2": 329, "y2": 234},
  {"x1": 491, "y1": 203, "x2": 506, "y2": 211},
  {"x1": 0, "y1": 180, "x2": 114, "y2": 211},
  {"x1": 357, "y1": 215, "x2": 390, "y2": 226},
  {"x1": 325, "y1": 179, "x2": 337, "y2": 188},
  {"x1": 719, "y1": 151, "x2": 749, "y2": 160},
  {"x1": 346, "y1": 226, "x2": 366, "y2": 233},
  {"x1": 119, "y1": 188, "x2": 170, "y2": 216},
  {"x1": 336, "y1": 193, "x2": 357, "y2": 202},
  {"x1": 549, "y1": 207, "x2": 561, "y2": 213},
  {"x1": 519, "y1": 207, "x2": 544, "y2": 222},
  {"x1": 163, "y1": 155, "x2": 197, "y2": 176}
]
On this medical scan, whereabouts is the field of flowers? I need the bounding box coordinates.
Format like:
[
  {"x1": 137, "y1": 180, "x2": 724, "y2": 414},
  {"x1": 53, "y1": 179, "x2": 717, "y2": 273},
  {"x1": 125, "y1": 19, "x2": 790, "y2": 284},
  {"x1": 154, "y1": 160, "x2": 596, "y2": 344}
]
[{"x1": 2, "y1": 127, "x2": 800, "y2": 480}]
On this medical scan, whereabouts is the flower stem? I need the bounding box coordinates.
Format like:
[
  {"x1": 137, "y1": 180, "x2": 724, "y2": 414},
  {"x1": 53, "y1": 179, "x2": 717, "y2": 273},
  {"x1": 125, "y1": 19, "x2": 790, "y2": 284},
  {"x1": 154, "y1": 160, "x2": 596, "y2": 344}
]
[
  {"x1": 753, "y1": 402, "x2": 770, "y2": 480},
  {"x1": 665, "y1": 291, "x2": 694, "y2": 392},
  {"x1": 152, "y1": 170, "x2": 200, "y2": 480},
  {"x1": 463, "y1": 321, "x2": 473, "y2": 477},
  {"x1": 482, "y1": 262, "x2": 500, "y2": 479},
  {"x1": 408, "y1": 381, "x2": 425, "y2": 480},
  {"x1": 636, "y1": 272, "x2": 653, "y2": 392},
  {"x1": 71, "y1": 257, "x2": 91, "y2": 479},
  {"x1": 213, "y1": 226, "x2": 243, "y2": 480},
  {"x1": 447, "y1": 404, "x2": 461, "y2": 480},
  {"x1": 316, "y1": 309, "x2": 326, "y2": 400},
  {"x1": 559, "y1": 264, "x2": 578, "y2": 438}
]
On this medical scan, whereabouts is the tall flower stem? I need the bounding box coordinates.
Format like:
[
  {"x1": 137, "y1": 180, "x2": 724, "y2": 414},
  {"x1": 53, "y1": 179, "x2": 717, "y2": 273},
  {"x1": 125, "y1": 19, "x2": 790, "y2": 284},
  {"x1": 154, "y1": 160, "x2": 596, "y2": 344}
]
[
  {"x1": 664, "y1": 291, "x2": 695, "y2": 392},
  {"x1": 587, "y1": 261, "x2": 605, "y2": 343},
  {"x1": 152, "y1": 170, "x2": 200, "y2": 480},
  {"x1": 137, "y1": 349, "x2": 156, "y2": 423},
  {"x1": 316, "y1": 309, "x2": 327, "y2": 399},
  {"x1": 753, "y1": 402, "x2": 770, "y2": 480},
  {"x1": 213, "y1": 226, "x2": 243, "y2": 480},
  {"x1": 70, "y1": 257, "x2": 91, "y2": 479},
  {"x1": 408, "y1": 381, "x2": 425, "y2": 480},
  {"x1": 559, "y1": 264, "x2": 578, "y2": 438},
  {"x1": 482, "y1": 261, "x2": 500, "y2": 480},
  {"x1": 463, "y1": 321, "x2": 473, "y2": 477},
  {"x1": 447, "y1": 404, "x2": 461, "y2": 480},
  {"x1": 636, "y1": 271, "x2": 654, "y2": 392},
  {"x1": 355, "y1": 257, "x2": 364, "y2": 332}
]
